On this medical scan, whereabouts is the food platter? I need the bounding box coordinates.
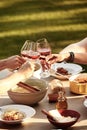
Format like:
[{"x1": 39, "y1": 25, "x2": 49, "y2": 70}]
[
  {"x1": 51, "y1": 62, "x2": 82, "y2": 80},
  {"x1": 0, "y1": 104, "x2": 36, "y2": 124}
]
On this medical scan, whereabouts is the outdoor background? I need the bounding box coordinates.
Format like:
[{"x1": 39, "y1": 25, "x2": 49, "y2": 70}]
[{"x1": 0, "y1": 0, "x2": 87, "y2": 69}]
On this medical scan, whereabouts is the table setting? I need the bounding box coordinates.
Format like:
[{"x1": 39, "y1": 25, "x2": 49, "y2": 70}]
[{"x1": 0, "y1": 38, "x2": 87, "y2": 130}]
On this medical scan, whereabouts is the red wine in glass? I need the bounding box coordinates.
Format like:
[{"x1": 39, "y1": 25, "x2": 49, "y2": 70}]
[
  {"x1": 38, "y1": 48, "x2": 51, "y2": 56},
  {"x1": 38, "y1": 48, "x2": 51, "y2": 70},
  {"x1": 21, "y1": 40, "x2": 40, "y2": 61},
  {"x1": 21, "y1": 50, "x2": 40, "y2": 60},
  {"x1": 36, "y1": 38, "x2": 51, "y2": 78}
]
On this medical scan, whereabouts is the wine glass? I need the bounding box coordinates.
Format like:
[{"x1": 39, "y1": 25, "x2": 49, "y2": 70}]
[
  {"x1": 21, "y1": 40, "x2": 41, "y2": 78},
  {"x1": 36, "y1": 38, "x2": 51, "y2": 78},
  {"x1": 21, "y1": 40, "x2": 40, "y2": 62}
]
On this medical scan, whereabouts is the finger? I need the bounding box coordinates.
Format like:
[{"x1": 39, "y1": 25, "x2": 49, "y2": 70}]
[
  {"x1": 46, "y1": 54, "x2": 53, "y2": 61},
  {"x1": 18, "y1": 56, "x2": 26, "y2": 63},
  {"x1": 48, "y1": 57, "x2": 58, "y2": 64}
]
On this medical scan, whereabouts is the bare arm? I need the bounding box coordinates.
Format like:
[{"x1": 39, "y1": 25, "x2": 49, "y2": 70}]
[
  {"x1": 47, "y1": 37, "x2": 87, "y2": 65},
  {"x1": 0, "y1": 62, "x2": 34, "y2": 94},
  {"x1": 73, "y1": 53, "x2": 87, "y2": 64},
  {"x1": 60, "y1": 37, "x2": 87, "y2": 64},
  {"x1": 60, "y1": 37, "x2": 87, "y2": 53},
  {"x1": 0, "y1": 55, "x2": 25, "y2": 71},
  {"x1": 47, "y1": 52, "x2": 87, "y2": 65}
]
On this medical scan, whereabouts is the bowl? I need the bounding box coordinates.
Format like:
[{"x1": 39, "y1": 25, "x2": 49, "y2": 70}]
[
  {"x1": 0, "y1": 104, "x2": 36, "y2": 124},
  {"x1": 69, "y1": 73, "x2": 87, "y2": 94},
  {"x1": 8, "y1": 78, "x2": 48, "y2": 105},
  {"x1": 47, "y1": 109, "x2": 80, "y2": 129}
]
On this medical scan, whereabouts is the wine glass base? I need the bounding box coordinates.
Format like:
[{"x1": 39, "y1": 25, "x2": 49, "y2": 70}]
[{"x1": 40, "y1": 71, "x2": 50, "y2": 78}]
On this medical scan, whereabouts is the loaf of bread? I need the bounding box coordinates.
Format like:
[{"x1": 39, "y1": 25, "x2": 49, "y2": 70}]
[{"x1": 74, "y1": 73, "x2": 87, "y2": 83}]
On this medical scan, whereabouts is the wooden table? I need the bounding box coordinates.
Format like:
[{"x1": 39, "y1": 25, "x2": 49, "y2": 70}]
[{"x1": 0, "y1": 76, "x2": 87, "y2": 130}]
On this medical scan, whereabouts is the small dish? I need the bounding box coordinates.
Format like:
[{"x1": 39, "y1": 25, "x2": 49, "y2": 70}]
[
  {"x1": 51, "y1": 62, "x2": 82, "y2": 80},
  {"x1": 0, "y1": 104, "x2": 36, "y2": 124},
  {"x1": 0, "y1": 69, "x2": 12, "y2": 79},
  {"x1": 42, "y1": 109, "x2": 80, "y2": 129}
]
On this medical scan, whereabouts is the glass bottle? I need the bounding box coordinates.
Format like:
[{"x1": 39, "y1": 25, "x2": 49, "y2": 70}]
[{"x1": 56, "y1": 90, "x2": 68, "y2": 110}]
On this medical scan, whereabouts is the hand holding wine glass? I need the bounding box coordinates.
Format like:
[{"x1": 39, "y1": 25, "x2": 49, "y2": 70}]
[{"x1": 36, "y1": 38, "x2": 51, "y2": 78}]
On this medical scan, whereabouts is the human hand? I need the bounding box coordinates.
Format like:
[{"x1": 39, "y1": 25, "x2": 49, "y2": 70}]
[
  {"x1": 46, "y1": 53, "x2": 71, "y2": 64},
  {"x1": 46, "y1": 54, "x2": 62, "y2": 64},
  {"x1": 18, "y1": 61, "x2": 35, "y2": 79},
  {"x1": 40, "y1": 57, "x2": 51, "y2": 71},
  {"x1": 5, "y1": 55, "x2": 26, "y2": 70}
]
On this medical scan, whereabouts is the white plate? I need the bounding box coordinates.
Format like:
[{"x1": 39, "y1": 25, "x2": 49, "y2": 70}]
[
  {"x1": 51, "y1": 62, "x2": 82, "y2": 80},
  {"x1": 83, "y1": 99, "x2": 87, "y2": 107},
  {"x1": 0, "y1": 104, "x2": 36, "y2": 124},
  {"x1": 0, "y1": 69, "x2": 12, "y2": 79}
]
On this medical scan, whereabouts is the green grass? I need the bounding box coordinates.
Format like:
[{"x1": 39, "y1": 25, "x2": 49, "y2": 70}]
[{"x1": 0, "y1": 0, "x2": 87, "y2": 62}]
